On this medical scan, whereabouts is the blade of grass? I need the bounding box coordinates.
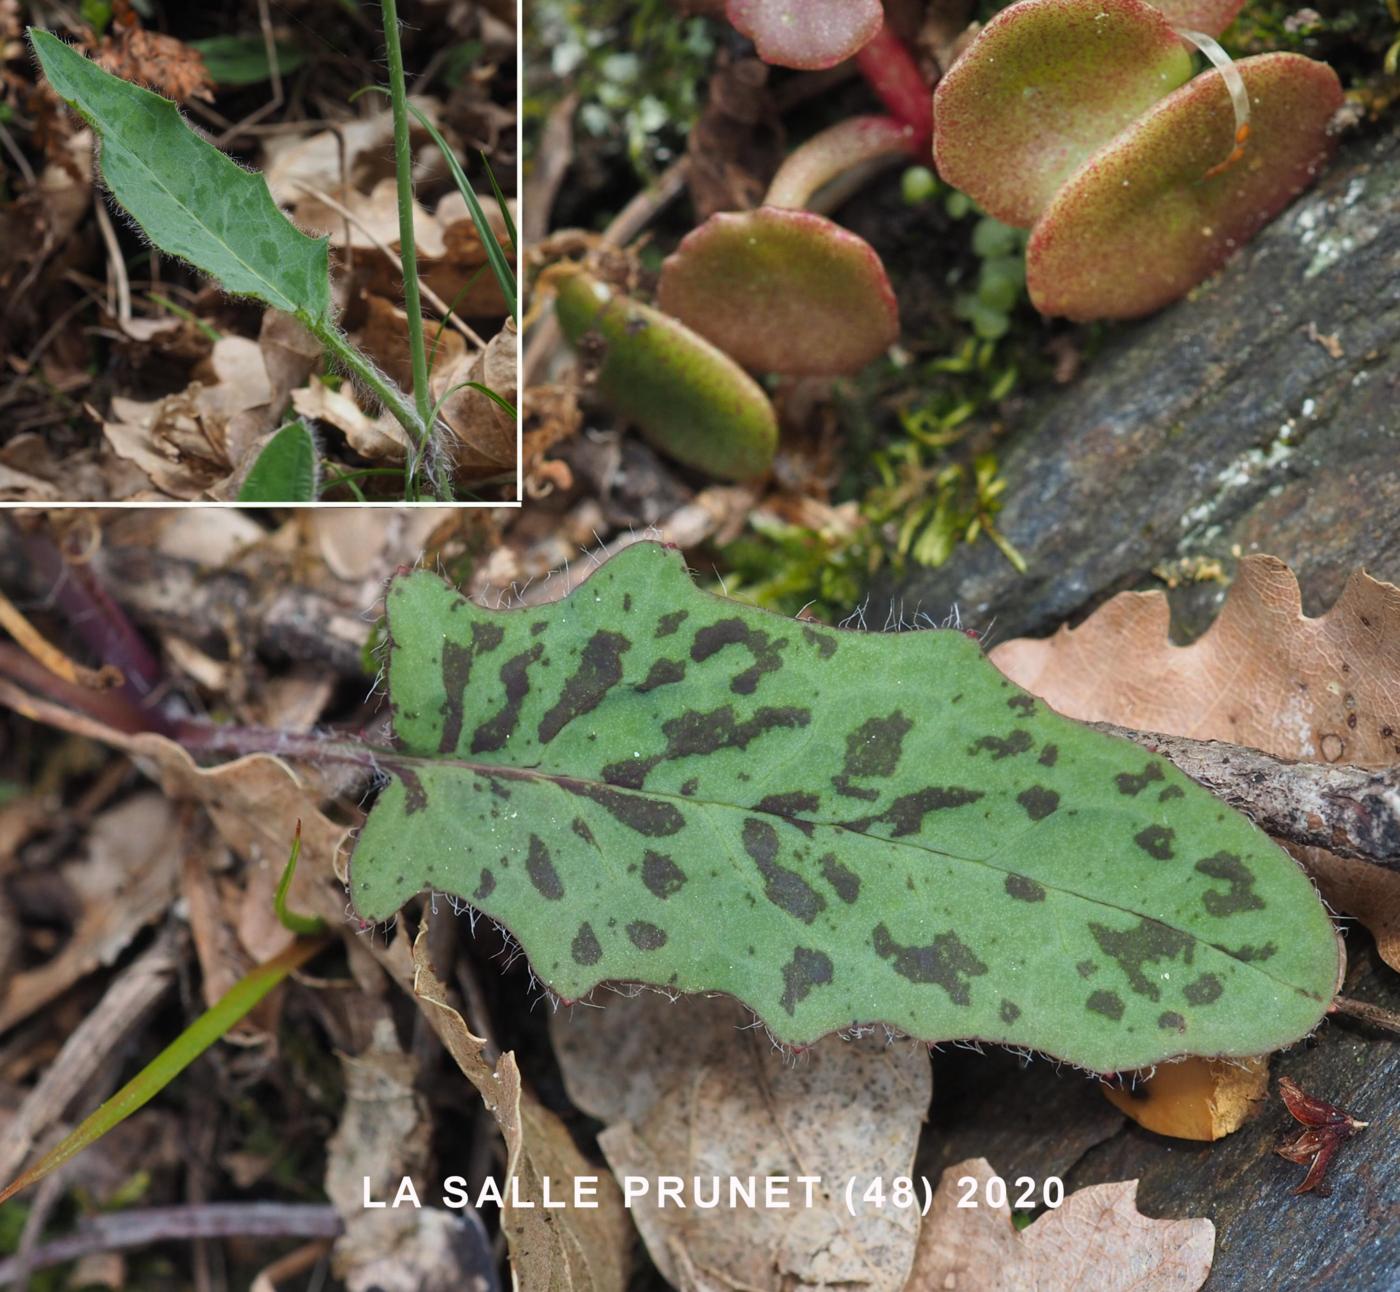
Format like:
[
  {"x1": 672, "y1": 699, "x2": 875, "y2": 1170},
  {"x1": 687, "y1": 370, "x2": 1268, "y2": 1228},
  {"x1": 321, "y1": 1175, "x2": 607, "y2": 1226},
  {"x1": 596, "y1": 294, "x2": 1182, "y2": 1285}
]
[
  {"x1": 146, "y1": 292, "x2": 222, "y2": 342},
  {"x1": 359, "y1": 87, "x2": 516, "y2": 323},
  {"x1": 480, "y1": 151, "x2": 517, "y2": 254},
  {"x1": 0, "y1": 935, "x2": 329, "y2": 1206},
  {"x1": 275, "y1": 820, "x2": 328, "y2": 935},
  {"x1": 456, "y1": 381, "x2": 516, "y2": 419}
]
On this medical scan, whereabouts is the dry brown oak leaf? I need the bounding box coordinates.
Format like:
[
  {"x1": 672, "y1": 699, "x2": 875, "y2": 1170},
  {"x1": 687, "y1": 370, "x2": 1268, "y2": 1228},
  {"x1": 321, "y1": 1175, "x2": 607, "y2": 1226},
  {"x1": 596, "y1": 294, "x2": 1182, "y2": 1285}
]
[
  {"x1": 550, "y1": 992, "x2": 930, "y2": 1292},
  {"x1": 907, "y1": 1158, "x2": 1214, "y2": 1292},
  {"x1": 991, "y1": 555, "x2": 1400, "y2": 970},
  {"x1": 405, "y1": 927, "x2": 631, "y2": 1292}
]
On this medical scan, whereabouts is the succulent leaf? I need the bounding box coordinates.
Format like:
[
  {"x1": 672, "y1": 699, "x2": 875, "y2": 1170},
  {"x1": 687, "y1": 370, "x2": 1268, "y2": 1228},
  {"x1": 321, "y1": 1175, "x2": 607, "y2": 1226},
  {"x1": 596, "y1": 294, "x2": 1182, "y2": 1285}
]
[
  {"x1": 725, "y1": 0, "x2": 883, "y2": 70},
  {"x1": 933, "y1": 0, "x2": 1193, "y2": 228},
  {"x1": 554, "y1": 272, "x2": 777, "y2": 480},
  {"x1": 1027, "y1": 53, "x2": 1342, "y2": 320},
  {"x1": 350, "y1": 543, "x2": 1341, "y2": 1074},
  {"x1": 1151, "y1": 0, "x2": 1246, "y2": 39},
  {"x1": 658, "y1": 208, "x2": 899, "y2": 376}
]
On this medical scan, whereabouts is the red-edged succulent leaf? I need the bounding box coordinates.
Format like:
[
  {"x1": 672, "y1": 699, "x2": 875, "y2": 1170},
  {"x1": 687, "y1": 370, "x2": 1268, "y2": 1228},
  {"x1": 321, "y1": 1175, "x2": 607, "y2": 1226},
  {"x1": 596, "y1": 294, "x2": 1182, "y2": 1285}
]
[
  {"x1": 658, "y1": 207, "x2": 899, "y2": 376},
  {"x1": 934, "y1": 0, "x2": 1193, "y2": 228},
  {"x1": 1027, "y1": 53, "x2": 1342, "y2": 321},
  {"x1": 554, "y1": 271, "x2": 777, "y2": 480},
  {"x1": 726, "y1": 0, "x2": 883, "y2": 70},
  {"x1": 1152, "y1": 0, "x2": 1246, "y2": 39}
]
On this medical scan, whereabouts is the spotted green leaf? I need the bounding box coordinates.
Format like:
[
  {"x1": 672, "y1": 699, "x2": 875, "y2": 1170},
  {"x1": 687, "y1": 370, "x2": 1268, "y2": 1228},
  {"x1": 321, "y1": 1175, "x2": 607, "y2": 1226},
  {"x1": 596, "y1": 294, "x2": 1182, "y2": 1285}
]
[
  {"x1": 30, "y1": 28, "x2": 331, "y2": 327},
  {"x1": 351, "y1": 543, "x2": 1339, "y2": 1073}
]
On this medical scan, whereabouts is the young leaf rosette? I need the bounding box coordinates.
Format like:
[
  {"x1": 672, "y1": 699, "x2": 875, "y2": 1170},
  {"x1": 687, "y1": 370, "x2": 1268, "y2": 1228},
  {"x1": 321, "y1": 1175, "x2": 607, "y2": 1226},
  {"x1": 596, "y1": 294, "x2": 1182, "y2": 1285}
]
[{"x1": 350, "y1": 542, "x2": 1342, "y2": 1075}]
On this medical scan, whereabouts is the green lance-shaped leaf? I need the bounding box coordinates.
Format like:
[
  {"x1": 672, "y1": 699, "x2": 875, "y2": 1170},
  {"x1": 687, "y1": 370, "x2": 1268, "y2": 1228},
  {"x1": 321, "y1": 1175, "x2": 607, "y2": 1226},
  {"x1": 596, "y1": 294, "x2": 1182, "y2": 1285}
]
[
  {"x1": 351, "y1": 543, "x2": 1340, "y2": 1074},
  {"x1": 30, "y1": 28, "x2": 331, "y2": 326},
  {"x1": 237, "y1": 419, "x2": 319, "y2": 503}
]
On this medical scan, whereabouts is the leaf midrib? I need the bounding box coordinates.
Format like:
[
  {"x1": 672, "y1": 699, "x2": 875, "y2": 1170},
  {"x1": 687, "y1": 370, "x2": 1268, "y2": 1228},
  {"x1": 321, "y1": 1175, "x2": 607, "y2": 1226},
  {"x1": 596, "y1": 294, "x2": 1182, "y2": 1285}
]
[
  {"x1": 385, "y1": 748, "x2": 1321, "y2": 1000},
  {"x1": 51, "y1": 62, "x2": 319, "y2": 319}
]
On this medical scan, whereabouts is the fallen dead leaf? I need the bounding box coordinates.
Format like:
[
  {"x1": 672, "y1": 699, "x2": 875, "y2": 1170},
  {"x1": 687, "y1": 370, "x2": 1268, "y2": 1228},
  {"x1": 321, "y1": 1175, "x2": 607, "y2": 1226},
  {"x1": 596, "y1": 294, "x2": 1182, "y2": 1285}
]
[
  {"x1": 121, "y1": 733, "x2": 350, "y2": 925},
  {"x1": 907, "y1": 1158, "x2": 1214, "y2": 1292},
  {"x1": 103, "y1": 321, "x2": 319, "y2": 500},
  {"x1": 0, "y1": 793, "x2": 180, "y2": 1034},
  {"x1": 436, "y1": 320, "x2": 517, "y2": 478},
  {"x1": 0, "y1": 460, "x2": 62, "y2": 502},
  {"x1": 308, "y1": 507, "x2": 460, "y2": 584},
  {"x1": 550, "y1": 992, "x2": 930, "y2": 1292},
  {"x1": 991, "y1": 555, "x2": 1400, "y2": 969},
  {"x1": 1102, "y1": 1057, "x2": 1271, "y2": 1142},
  {"x1": 0, "y1": 689, "x2": 352, "y2": 940},
  {"x1": 262, "y1": 101, "x2": 443, "y2": 207},
  {"x1": 354, "y1": 292, "x2": 467, "y2": 394},
  {"x1": 293, "y1": 178, "x2": 448, "y2": 262},
  {"x1": 149, "y1": 508, "x2": 265, "y2": 567},
  {"x1": 98, "y1": 2, "x2": 213, "y2": 104},
  {"x1": 292, "y1": 376, "x2": 409, "y2": 463},
  {"x1": 991, "y1": 557, "x2": 1400, "y2": 761},
  {"x1": 324, "y1": 1012, "x2": 464, "y2": 1292},
  {"x1": 418, "y1": 190, "x2": 516, "y2": 320},
  {"x1": 409, "y1": 926, "x2": 631, "y2": 1292}
]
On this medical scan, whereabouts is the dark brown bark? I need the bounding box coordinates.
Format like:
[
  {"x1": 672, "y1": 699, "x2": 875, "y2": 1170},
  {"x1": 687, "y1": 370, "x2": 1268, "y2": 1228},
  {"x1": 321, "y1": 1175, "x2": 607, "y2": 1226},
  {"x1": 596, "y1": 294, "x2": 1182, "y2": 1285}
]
[
  {"x1": 898, "y1": 120, "x2": 1400, "y2": 1292},
  {"x1": 888, "y1": 123, "x2": 1400, "y2": 640}
]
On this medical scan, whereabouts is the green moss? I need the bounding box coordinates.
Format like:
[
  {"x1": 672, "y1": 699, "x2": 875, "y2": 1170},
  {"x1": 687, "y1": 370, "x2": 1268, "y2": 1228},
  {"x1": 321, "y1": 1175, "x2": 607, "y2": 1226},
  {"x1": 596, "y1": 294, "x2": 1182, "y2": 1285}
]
[{"x1": 524, "y1": 0, "x2": 714, "y2": 179}]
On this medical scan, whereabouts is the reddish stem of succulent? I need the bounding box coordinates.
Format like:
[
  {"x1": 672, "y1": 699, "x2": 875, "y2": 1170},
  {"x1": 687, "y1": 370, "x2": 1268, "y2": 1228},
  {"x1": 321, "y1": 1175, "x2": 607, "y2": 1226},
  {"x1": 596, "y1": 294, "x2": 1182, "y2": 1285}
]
[
  {"x1": 853, "y1": 22, "x2": 933, "y2": 148},
  {"x1": 765, "y1": 114, "x2": 920, "y2": 210}
]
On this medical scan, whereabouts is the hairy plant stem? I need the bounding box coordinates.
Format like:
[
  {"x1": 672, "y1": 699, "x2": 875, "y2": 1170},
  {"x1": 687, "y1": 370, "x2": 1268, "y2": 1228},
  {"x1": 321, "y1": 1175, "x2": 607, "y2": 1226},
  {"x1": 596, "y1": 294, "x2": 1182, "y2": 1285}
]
[
  {"x1": 379, "y1": 0, "x2": 436, "y2": 499},
  {"x1": 317, "y1": 327, "x2": 425, "y2": 458}
]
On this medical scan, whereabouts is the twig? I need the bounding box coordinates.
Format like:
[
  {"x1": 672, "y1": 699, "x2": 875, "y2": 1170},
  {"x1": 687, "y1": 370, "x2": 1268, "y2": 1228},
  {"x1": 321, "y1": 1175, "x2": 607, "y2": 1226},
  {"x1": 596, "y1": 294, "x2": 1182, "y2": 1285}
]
[
  {"x1": 1097, "y1": 723, "x2": 1400, "y2": 866},
  {"x1": 522, "y1": 92, "x2": 577, "y2": 244},
  {"x1": 0, "y1": 1204, "x2": 342, "y2": 1284},
  {"x1": 0, "y1": 586, "x2": 123, "y2": 690},
  {"x1": 0, "y1": 121, "x2": 35, "y2": 187},
  {"x1": 1328, "y1": 995, "x2": 1400, "y2": 1037},
  {"x1": 211, "y1": 0, "x2": 286, "y2": 147},
  {"x1": 92, "y1": 201, "x2": 131, "y2": 325},
  {"x1": 249, "y1": 1239, "x2": 334, "y2": 1292}
]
